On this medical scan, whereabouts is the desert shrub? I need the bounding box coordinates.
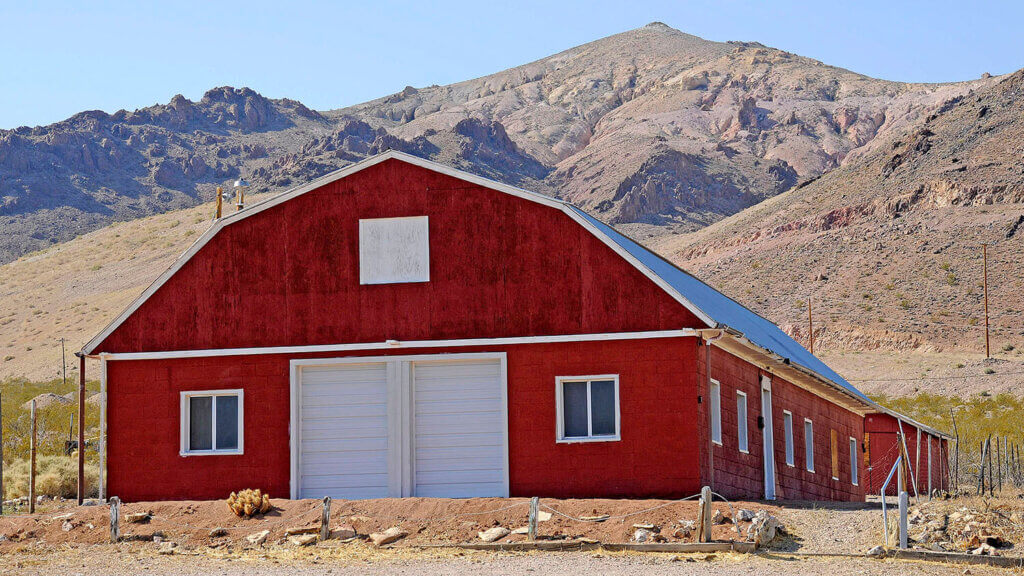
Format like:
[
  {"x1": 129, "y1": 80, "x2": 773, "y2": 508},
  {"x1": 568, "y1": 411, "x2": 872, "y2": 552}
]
[
  {"x1": 227, "y1": 488, "x2": 272, "y2": 517},
  {"x1": 2, "y1": 455, "x2": 99, "y2": 499}
]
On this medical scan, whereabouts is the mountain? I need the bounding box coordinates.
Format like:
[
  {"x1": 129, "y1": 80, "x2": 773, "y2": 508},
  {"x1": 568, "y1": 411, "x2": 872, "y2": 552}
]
[
  {"x1": 0, "y1": 23, "x2": 989, "y2": 264},
  {"x1": 656, "y1": 69, "x2": 1024, "y2": 374}
]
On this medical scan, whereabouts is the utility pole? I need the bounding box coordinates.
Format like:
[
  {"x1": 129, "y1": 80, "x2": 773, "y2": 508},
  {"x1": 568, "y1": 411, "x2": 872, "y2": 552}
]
[
  {"x1": 982, "y1": 243, "x2": 990, "y2": 358},
  {"x1": 61, "y1": 337, "x2": 67, "y2": 390},
  {"x1": 807, "y1": 296, "x2": 814, "y2": 354}
]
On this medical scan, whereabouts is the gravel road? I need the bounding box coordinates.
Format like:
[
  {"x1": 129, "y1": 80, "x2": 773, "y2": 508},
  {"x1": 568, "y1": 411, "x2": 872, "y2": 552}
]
[{"x1": 0, "y1": 549, "x2": 1009, "y2": 576}]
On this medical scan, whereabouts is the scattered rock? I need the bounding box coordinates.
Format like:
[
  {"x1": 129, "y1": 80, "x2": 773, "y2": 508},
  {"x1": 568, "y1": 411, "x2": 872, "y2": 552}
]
[
  {"x1": 208, "y1": 527, "x2": 228, "y2": 538},
  {"x1": 581, "y1": 515, "x2": 610, "y2": 522},
  {"x1": 285, "y1": 525, "x2": 319, "y2": 536},
  {"x1": 331, "y1": 524, "x2": 356, "y2": 540},
  {"x1": 369, "y1": 527, "x2": 408, "y2": 547},
  {"x1": 61, "y1": 521, "x2": 74, "y2": 532},
  {"x1": 747, "y1": 511, "x2": 782, "y2": 545},
  {"x1": 537, "y1": 511, "x2": 552, "y2": 522},
  {"x1": 246, "y1": 530, "x2": 270, "y2": 546},
  {"x1": 633, "y1": 528, "x2": 653, "y2": 543},
  {"x1": 511, "y1": 526, "x2": 529, "y2": 535},
  {"x1": 478, "y1": 527, "x2": 510, "y2": 542},
  {"x1": 124, "y1": 512, "x2": 151, "y2": 524},
  {"x1": 632, "y1": 523, "x2": 657, "y2": 530},
  {"x1": 289, "y1": 534, "x2": 317, "y2": 547},
  {"x1": 157, "y1": 542, "x2": 177, "y2": 555},
  {"x1": 712, "y1": 510, "x2": 730, "y2": 524},
  {"x1": 736, "y1": 509, "x2": 755, "y2": 522},
  {"x1": 867, "y1": 545, "x2": 885, "y2": 556}
]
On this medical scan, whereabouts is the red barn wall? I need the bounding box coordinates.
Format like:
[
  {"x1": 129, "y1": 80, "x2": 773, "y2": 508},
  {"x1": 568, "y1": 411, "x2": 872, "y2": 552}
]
[
  {"x1": 105, "y1": 337, "x2": 702, "y2": 502},
  {"x1": 698, "y1": 346, "x2": 865, "y2": 501},
  {"x1": 864, "y1": 414, "x2": 949, "y2": 496},
  {"x1": 96, "y1": 159, "x2": 701, "y2": 354}
]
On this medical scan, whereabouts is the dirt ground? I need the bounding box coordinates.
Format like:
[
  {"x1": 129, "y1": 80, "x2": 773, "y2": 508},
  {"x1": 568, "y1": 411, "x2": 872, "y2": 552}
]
[{"x1": 1, "y1": 495, "x2": 1022, "y2": 575}]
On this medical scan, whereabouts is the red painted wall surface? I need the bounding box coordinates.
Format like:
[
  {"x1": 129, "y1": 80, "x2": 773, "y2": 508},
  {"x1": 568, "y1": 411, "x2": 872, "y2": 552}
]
[
  {"x1": 96, "y1": 158, "x2": 701, "y2": 354},
  {"x1": 864, "y1": 413, "x2": 949, "y2": 496},
  {"x1": 105, "y1": 338, "x2": 702, "y2": 502},
  {"x1": 697, "y1": 346, "x2": 865, "y2": 501}
]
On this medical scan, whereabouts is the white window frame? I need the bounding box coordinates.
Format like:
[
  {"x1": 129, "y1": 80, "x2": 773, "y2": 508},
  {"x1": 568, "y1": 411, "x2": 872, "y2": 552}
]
[
  {"x1": 783, "y1": 410, "x2": 795, "y2": 467},
  {"x1": 180, "y1": 389, "x2": 244, "y2": 456},
  {"x1": 710, "y1": 379, "x2": 722, "y2": 445},
  {"x1": 804, "y1": 418, "x2": 815, "y2": 473},
  {"x1": 555, "y1": 375, "x2": 620, "y2": 443},
  {"x1": 850, "y1": 437, "x2": 859, "y2": 486},
  {"x1": 736, "y1": 391, "x2": 749, "y2": 453}
]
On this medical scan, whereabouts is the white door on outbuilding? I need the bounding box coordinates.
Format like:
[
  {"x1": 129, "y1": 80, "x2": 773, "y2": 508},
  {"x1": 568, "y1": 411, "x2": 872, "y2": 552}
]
[
  {"x1": 296, "y1": 363, "x2": 391, "y2": 499},
  {"x1": 291, "y1": 354, "x2": 508, "y2": 500}
]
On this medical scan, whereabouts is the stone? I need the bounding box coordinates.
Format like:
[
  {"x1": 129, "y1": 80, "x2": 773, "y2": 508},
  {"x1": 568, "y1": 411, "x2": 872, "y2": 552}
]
[
  {"x1": 632, "y1": 523, "x2": 657, "y2": 530},
  {"x1": 369, "y1": 527, "x2": 408, "y2": 547},
  {"x1": 735, "y1": 509, "x2": 755, "y2": 522},
  {"x1": 331, "y1": 524, "x2": 356, "y2": 540},
  {"x1": 157, "y1": 542, "x2": 177, "y2": 555},
  {"x1": 633, "y1": 529, "x2": 653, "y2": 543},
  {"x1": 153, "y1": 535, "x2": 164, "y2": 544},
  {"x1": 285, "y1": 525, "x2": 319, "y2": 536},
  {"x1": 246, "y1": 530, "x2": 270, "y2": 546},
  {"x1": 867, "y1": 545, "x2": 885, "y2": 556},
  {"x1": 61, "y1": 521, "x2": 74, "y2": 532},
  {"x1": 670, "y1": 527, "x2": 690, "y2": 539},
  {"x1": 478, "y1": 527, "x2": 510, "y2": 542},
  {"x1": 537, "y1": 511, "x2": 552, "y2": 522},
  {"x1": 511, "y1": 526, "x2": 529, "y2": 535},
  {"x1": 289, "y1": 534, "x2": 317, "y2": 547},
  {"x1": 81, "y1": 499, "x2": 101, "y2": 506},
  {"x1": 712, "y1": 510, "x2": 730, "y2": 524},
  {"x1": 124, "y1": 512, "x2": 151, "y2": 524},
  {"x1": 747, "y1": 511, "x2": 781, "y2": 546},
  {"x1": 580, "y1": 515, "x2": 609, "y2": 522},
  {"x1": 208, "y1": 527, "x2": 228, "y2": 538}
]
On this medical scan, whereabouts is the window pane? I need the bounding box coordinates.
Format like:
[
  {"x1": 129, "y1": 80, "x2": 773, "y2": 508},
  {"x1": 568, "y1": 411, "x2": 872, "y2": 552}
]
[
  {"x1": 737, "y1": 394, "x2": 748, "y2": 452},
  {"x1": 710, "y1": 383, "x2": 721, "y2": 443},
  {"x1": 189, "y1": 396, "x2": 213, "y2": 451},
  {"x1": 590, "y1": 380, "x2": 616, "y2": 436},
  {"x1": 784, "y1": 413, "x2": 794, "y2": 466},
  {"x1": 216, "y1": 395, "x2": 239, "y2": 450},
  {"x1": 850, "y1": 438, "x2": 859, "y2": 485},
  {"x1": 805, "y1": 420, "x2": 814, "y2": 471},
  {"x1": 562, "y1": 382, "x2": 588, "y2": 437}
]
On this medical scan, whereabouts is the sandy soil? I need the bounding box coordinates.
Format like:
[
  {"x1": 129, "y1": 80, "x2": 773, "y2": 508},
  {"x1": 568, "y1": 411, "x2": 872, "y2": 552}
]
[
  {"x1": 0, "y1": 497, "x2": 764, "y2": 550},
  {"x1": 1, "y1": 547, "x2": 1016, "y2": 576}
]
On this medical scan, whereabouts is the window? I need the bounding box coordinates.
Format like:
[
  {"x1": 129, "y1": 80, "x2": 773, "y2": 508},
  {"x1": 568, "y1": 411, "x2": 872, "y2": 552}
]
[
  {"x1": 830, "y1": 429, "x2": 840, "y2": 480},
  {"x1": 736, "y1": 391, "x2": 748, "y2": 453},
  {"x1": 710, "y1": 380, "x2": 722, "y2": 445},
  {"x1": 180, "y1": 390, "x2": 243, "y2": 455},
  {"x1": 804, "y1": 419, "x2": 814, "y2": 472},
  {"x1": 850, "y1": 437, "x2": 859, "y2": 486},
  {"x1": 359, "y1": 216, "x2": 430, "y2": 284},
  {"x1": 556, "y1": 376, "x2": 619, "y2": 442},
  {"x1": 783, "y1": 411, "x2": 795, "y2": 467}
]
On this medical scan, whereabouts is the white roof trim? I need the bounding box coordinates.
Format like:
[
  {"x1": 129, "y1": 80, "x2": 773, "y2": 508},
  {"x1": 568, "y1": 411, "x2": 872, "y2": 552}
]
[{"x1": 82, "y1": 151, "x2": 714, "y2": 354}]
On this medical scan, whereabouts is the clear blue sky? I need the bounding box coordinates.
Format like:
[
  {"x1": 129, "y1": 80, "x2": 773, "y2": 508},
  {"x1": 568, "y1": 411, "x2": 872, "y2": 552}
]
[{"x1": 2, "y1": 0, "x2": 1022, "y2": 129}]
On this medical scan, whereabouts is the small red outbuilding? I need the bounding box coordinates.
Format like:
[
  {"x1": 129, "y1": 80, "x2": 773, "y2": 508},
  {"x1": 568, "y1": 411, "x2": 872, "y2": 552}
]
[
  {"x1": 81, "y1": 151, "x2": 945, "y2": 503},
  {"x1": 864, "y1": 412, "x2": 952, "y2": 496}
]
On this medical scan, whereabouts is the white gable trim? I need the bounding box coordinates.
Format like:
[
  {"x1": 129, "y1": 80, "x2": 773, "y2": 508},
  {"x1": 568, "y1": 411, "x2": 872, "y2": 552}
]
[{"x1": 81, "y1": 150, "x2": 714, "y2": 355}]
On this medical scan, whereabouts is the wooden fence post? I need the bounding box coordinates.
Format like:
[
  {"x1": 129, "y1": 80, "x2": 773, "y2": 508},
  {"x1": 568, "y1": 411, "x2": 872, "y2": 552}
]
[
  {"x1": 29, "y1": 399, "x2": 36, "y2": 514},
  {"x1": 109, "y1": 496, "x2": 121, "y2": 543},
  {"x1": 697, "y1": 486, "x2": 713, "y2": 543},
  {"x1": 528, "y1": 496, "x2": 539, "y2": 541},
  {"x1": 320, "y1": 496, "x2": 331, "y2": 541}
]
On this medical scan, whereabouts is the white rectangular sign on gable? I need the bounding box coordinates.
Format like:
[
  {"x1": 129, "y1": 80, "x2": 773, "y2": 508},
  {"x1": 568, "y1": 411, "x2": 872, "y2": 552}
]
[{"x1": 359, "y1": 216, "x2": 430, "y2": 284}]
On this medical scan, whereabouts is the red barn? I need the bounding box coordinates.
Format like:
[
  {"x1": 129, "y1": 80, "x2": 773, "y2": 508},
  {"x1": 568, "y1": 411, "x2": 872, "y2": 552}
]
[
  {"x1": 864, "y1": 412, "x2": 952, "y2": 496},
  {"x1": 81, "y1": 151, "x2": 944, "y2": 503}
]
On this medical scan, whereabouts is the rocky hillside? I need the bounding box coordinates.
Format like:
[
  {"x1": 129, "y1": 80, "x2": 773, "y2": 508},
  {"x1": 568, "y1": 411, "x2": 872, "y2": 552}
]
[
  {"x1": 0, "y1": 23, "x2": 988, "y2": 264},
  {"x1": 659, "y1": 69, "x2": 1024, "y2": 359}
]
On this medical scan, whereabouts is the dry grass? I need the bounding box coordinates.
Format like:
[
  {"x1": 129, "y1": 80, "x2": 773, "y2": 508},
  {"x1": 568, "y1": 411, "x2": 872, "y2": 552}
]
[{"x1": 2, "y1": 455, "x2": 99, "y2": 499}]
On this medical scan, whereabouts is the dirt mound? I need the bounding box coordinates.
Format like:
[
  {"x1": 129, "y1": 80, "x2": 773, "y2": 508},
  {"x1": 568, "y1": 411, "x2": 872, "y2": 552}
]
[{"x1": 21, "y1": 392, "x2": 72, "y2": 410}]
